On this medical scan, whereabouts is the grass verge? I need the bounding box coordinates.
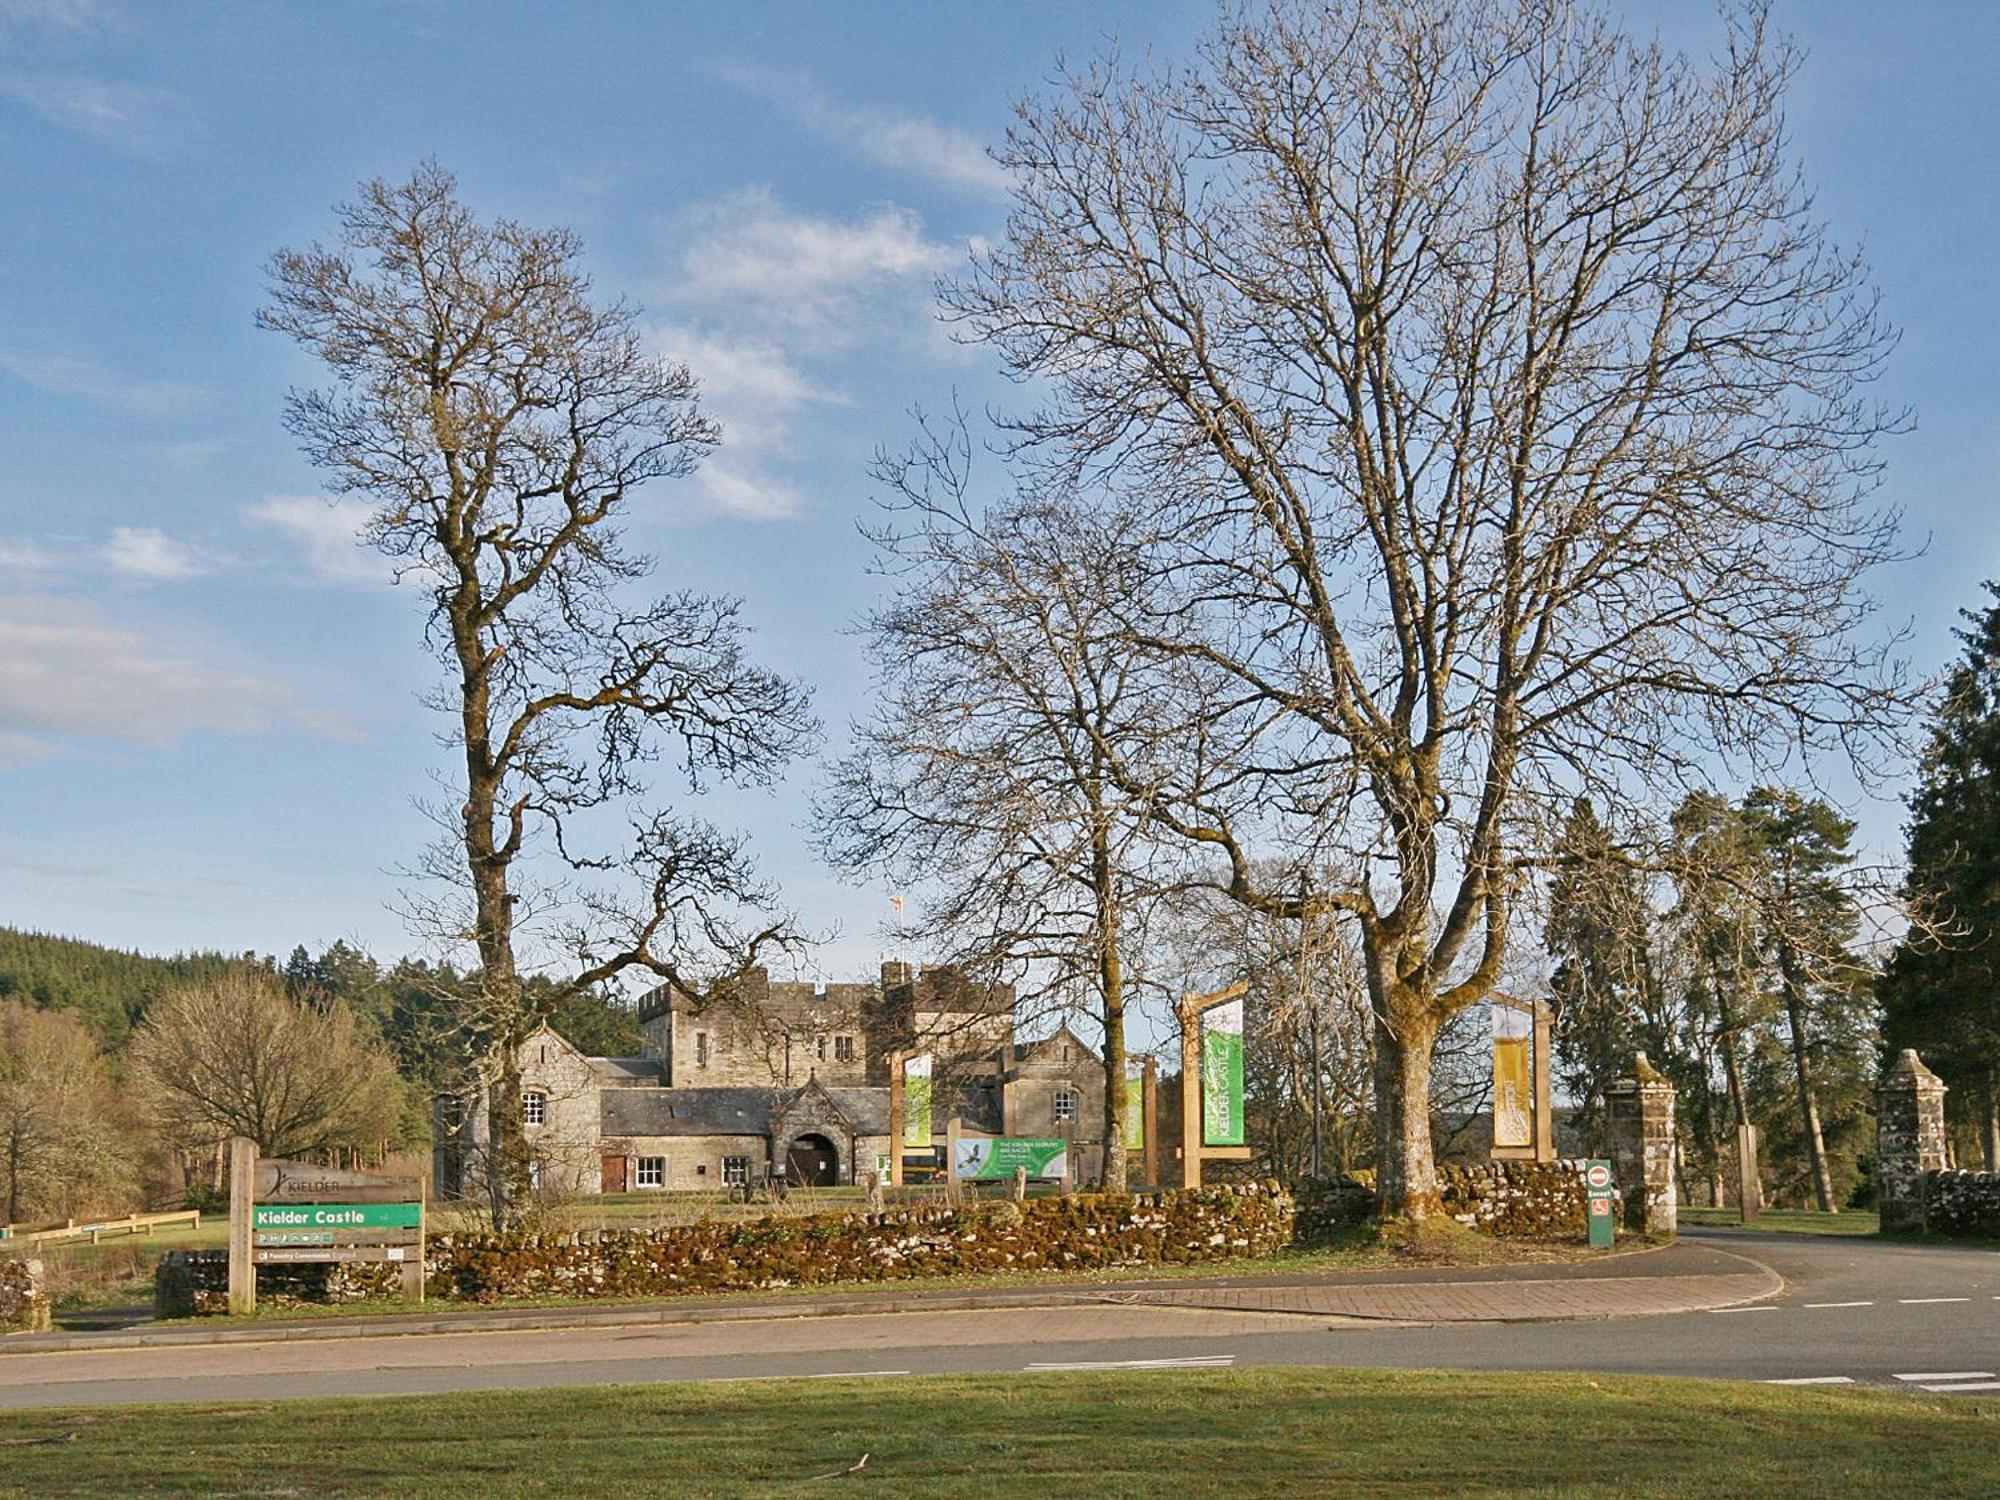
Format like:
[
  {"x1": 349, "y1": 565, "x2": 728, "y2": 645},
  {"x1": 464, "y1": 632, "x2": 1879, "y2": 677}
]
[
  {"x1": 1679, "y1": 1207, "x2": 1881, "y2": 1236},
  {"x1": 1, "y1": 1367, "x2": 1995, "y2": 1497}
]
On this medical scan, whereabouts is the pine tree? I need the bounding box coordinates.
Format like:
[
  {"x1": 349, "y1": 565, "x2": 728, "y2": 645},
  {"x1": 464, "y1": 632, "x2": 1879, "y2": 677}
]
[{"x1": 1881, "y1": 585, "x2": 2000, "y2": 1168}]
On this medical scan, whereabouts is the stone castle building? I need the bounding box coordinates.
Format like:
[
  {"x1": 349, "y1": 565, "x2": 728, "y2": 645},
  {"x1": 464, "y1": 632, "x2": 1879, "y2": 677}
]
[{"x1": 437, "y1": 962, "x2": 1108, "y2": 1197}]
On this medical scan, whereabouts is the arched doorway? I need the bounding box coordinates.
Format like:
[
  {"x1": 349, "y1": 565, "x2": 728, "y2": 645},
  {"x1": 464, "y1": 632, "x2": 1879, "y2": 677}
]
[{"x1": 785, "y1": 1132, "x2": 839, "y2": 1187}]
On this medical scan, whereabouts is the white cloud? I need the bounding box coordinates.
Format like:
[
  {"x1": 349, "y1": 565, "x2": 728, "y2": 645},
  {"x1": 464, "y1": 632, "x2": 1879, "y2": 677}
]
[
  {"x1": 677, "y1": 188, "x2": 958, "y2": 339},
  {"x1": 0, "y1": 535, "x2": 61, "y2": 576},
  {"x1": 718, "y1": 65, "x2": 1010, "y2": 196},
  {"x1": 0, "y1": 594, "x2": 296, "y2": 754},
  {"x1": 247, "y1": 494, "x2": 392, "y2": 587},
  {"x1": 0, "y1": 72, "x2": 183, "y2": 156},
  {"x1": 0, "y1": 0, "x2": 109, "y2": 32},
  {"x1": 102, "y1": 525, "x2": 211, "y2": 580},
  {"x1": 0, "y1": 343, "x2": 205, "y2": 418},
  {"x1": 654, "y1": 322, "x2": 830, "y2": 411},
  {"x1": 693, "y1": 461, "x2": 804, "y2": 523}
]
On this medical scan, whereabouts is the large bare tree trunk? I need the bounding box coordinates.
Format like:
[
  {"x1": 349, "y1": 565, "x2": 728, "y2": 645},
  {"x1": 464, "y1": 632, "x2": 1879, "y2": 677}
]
[
  {"x1": 1370, "y1": 1009, "x2": 1441, "y2": 1220},
  {"x1": 1095, "y1": 828, "x2": 1128, "y2": 1194}
]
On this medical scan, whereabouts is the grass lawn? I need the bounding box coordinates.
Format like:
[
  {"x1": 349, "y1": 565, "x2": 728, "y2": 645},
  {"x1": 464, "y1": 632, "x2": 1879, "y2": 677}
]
[
  {"x1": 0, "y1": 1368, "x2": 1994, "y2": 1497},
  {"x1": 1680, "y1": 1207, "x2": 1880, "y2": 1237}
]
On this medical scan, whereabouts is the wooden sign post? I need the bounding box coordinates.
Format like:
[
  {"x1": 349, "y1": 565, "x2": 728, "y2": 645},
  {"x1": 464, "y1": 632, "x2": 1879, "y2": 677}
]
[
  {"x1": 1177, "y1": 981, "x2": 1254, "y2": 1189},
  {"x1": 1142, "y1": 1056, "x2": 1159, "y2": 1190},
  {"x1": 887, "y1": 1049, "x2": 905, "y2": 1188},
  {"x1": 228, "y1": 1141, "x2": 427, "y2": 1313}
]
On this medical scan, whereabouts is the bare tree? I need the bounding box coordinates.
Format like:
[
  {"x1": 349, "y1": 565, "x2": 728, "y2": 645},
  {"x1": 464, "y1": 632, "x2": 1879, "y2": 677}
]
[
  {"x1": 948, "y1": 0, "x2": 1907, "y2": 1217},
  {"x1": 0, "y1": 1002, "x2": 131, "y2": 1224},
  {"x1": 130, "y1": 972, "x2": 407, "y2": 1161},
  {"x1": 261, "y1": 166, "x2": 815, "y2": 1223},
  {"x1": 817, "y1": 416, "x2": 1228, "y2": 1189}
]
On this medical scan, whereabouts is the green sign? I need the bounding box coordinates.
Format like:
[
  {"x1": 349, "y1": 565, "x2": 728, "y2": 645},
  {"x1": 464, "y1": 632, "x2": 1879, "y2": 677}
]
[
  {"x1": 953, "y1": 1137, "x2": 1069, "y2": 1180},
  {"x1": 1122, "y1": 1064, "x2": 1145, "y2": 1150},
  {"x1": 1585, "y1": 1159, "x2": 1616, "y2": 1249},
  {"x1": 252, "y1": 1202, "x2": 422, "y2": 1231},
  {"x1": 1201, "y1": 998, "x2": 1246, "y2": 1147},
  {"x1": 903, "y1": 1053, "x2": 933, "y2": 1147}
]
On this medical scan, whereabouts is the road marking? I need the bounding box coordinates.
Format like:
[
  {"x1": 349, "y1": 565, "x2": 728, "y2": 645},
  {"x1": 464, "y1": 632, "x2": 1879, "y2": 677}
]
[
  {"x1": 1898, "y1": 1297, "x2": 1971, "y2": 1305},
  {"x1": 1803, "y1": 1301, "x2": 1872, "y2": 1309},
  {"x1": 1025, "y1": 1356, "x2": 1235, "y2": 1372},
  {"x1": 1761, "y1": 1376, "x2": 1855, "y2": 1386},
  {"x1": 1893, "y1": 1372, "x2": 1993, "y2": 1383},
  {"x1": 1711, "y1": 1305, "x2": 1779, "y2": 1313},
  {"x1": 1921, "y1": 1381, "x2": 2000, "y2": 1394}
]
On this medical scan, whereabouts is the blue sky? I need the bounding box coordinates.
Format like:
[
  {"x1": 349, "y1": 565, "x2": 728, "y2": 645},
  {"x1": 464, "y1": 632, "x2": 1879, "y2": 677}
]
[{"x1": 1, "y1": 0, "x2": 1996, "y2": 988}]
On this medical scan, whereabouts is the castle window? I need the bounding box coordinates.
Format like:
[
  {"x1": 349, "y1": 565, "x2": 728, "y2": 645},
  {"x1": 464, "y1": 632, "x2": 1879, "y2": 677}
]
[
  {"x1": 695, "y1": 1032, "x2": 710, "y2": 1067},
  {"x1": 635, "y1": 1156, "x2": 665, "y2": 1189},
  {"x1": 722, "y1": 1156, "x2": 750, "y2": 1186},
  {"x1": 817, "y1": 1036, "x2": 828, "y2": 1062},
  {"x1": 523, "y1": 1090, "x2": 547, "y2": 1127},
  {"x1": 1054, "y1": 1088, "x2": 1079, "y2": 1124},
  {"x1": 834, "y1": 1035, "x2": 856, "y2": 1063}
]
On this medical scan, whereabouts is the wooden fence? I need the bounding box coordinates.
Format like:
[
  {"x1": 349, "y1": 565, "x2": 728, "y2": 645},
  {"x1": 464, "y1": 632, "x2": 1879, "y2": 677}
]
[{"x1": 0, "y1": 1208, "x2": 202, "y2": 1247}]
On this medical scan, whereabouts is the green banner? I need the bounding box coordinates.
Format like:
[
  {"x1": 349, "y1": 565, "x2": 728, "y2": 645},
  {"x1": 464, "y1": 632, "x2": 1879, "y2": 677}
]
[
  {"x1": 252, "y1": 1202, "x2": 422, "y2": 1231},
  {"x1": 1201, "y1": 998, "x2": 1246, "y2": 1147},
  {"x1": 1122, "y1": 1064, "x2": 1145, "y2": 1149},
  {"x1": 953, "y1": 1137, "x2": 1069, "y2": 1180},
  {"x1": 903, "y1": 1053, "x2": 933, "y2": 1147}
]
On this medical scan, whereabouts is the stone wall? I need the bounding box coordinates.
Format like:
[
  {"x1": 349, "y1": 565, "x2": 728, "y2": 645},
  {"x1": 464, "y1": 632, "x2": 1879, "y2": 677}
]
[
  {"x1": 1296, "y1": 1161, "x2": 1592, "y2": 1242},
  {"x1": 158, "y1": 1184, "x2": 1294, "y2": 1314},
  {"x1": 0, "y1": 1258, "x2": 49, "y2": 1333},
  {"x1": 1923, "y1": 1170, "x2": 2000, "y2": 1238}
]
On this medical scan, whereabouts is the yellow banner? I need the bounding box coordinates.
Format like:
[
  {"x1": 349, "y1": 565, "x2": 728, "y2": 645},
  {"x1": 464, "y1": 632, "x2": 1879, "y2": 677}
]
[{"x1": 1492, "y1": 1035, "x2": 1532, "y2": 1148}]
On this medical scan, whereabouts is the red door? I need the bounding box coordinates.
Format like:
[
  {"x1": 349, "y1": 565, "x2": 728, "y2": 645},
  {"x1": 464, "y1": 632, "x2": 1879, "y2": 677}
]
[{"x1": 601, "y1": 1154, "x2": 628, "y2": 1193}]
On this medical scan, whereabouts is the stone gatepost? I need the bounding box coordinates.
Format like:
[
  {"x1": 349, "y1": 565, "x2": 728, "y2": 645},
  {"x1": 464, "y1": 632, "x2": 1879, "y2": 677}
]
[
  {"x1": 1877, "y1": 1049, "x2": 1949, "y2": 1233},
  {"x1": 1607, "y1": 1052, "x2": 1677, "y2": 1236}
]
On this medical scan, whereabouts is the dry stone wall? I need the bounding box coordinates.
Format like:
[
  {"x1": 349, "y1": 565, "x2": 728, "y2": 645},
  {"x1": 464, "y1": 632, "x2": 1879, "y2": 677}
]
[
  {"x1": 1923, "y1": 1170, "x2": 2000, "y2": 1238},
  {"x1": 0, "y1": 1258, "x2": 49, "y2": 1332},
  {"x1": 158, "y1": 1184, "x2": 1293, "y2": 1314},
  {"x1": 1297, "y1": 1161, "x2": 1591, "y2": 1242}
]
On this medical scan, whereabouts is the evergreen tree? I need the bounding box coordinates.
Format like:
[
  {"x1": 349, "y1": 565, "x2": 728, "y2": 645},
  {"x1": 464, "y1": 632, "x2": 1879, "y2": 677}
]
[
  {"x1": 1881, "y1": 585, "x2": 2000, "y2": 1168},
  {"x1": 1545, "y1": 800, "x2": 1660, "y2": 1152}
]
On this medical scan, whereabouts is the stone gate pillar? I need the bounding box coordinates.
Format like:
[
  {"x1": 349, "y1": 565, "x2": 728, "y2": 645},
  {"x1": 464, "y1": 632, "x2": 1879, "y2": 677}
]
[
  {"x1": 1607, "y1": 1052, "x2": 1677, "y2": 1236},
  {"x1": 1877, "y1": 1049, "x2": 1948, "y2": 1233}
]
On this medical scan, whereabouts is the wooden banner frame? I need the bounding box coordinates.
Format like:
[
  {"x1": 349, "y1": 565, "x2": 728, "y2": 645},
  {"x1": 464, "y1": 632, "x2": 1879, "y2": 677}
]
[{"x1": 1177, "y1": 981, "x2": 1254, "y2": 1189}]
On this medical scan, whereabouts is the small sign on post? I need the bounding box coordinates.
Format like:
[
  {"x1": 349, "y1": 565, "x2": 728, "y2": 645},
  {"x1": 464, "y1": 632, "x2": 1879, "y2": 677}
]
[{"x1": 1585, "y1": 1158, "x2": 1616, "y2": 1249}]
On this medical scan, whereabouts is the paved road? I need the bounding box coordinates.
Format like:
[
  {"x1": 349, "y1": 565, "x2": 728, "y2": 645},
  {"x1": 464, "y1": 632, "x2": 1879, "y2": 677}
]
[{"x1": 2, "y1": 1229, "x2": 1993, "y2": 1409}]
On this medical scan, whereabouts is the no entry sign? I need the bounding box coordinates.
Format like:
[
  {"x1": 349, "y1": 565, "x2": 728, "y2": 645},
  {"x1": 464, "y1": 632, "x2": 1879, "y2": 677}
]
[{"x1": 1585, "y1": 1158, "x2": 1616, "y2": 1248}]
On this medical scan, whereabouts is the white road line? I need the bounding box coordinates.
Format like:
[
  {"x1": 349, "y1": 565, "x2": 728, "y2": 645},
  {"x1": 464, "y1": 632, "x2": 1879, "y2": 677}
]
[
  {"x1": 1025, "y1": 1356, "x2": 1235, "y2": 1372},
  {"x1": 1921, "y1": 1381, "x2": 2000, "y2": 1394},
  {"x1": 1803, "y1": 1301, "x2": 1873, "y2": 1309},
  {"x1": 1893, "y1": 1372, "x2": 1994, "y2": 1383},
  {"x1": 1762, "y1": 1376, "x2": 1855, "y2": 1386},
  {"x1": 1898, "y1": 1297, "x2": 1971, "y2": 1305},
  {"x1": 1711, "y1": 1305, "x2": 1780, "y2": 1313}
]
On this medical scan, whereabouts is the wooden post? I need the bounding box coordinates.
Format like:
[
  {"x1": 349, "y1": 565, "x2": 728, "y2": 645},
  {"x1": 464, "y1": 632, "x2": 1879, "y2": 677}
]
[
  {"x1": 1178, "y1": 997, "x2": 1202, "y2": 1190},
  {"x1": 1737, "y1": 1122, "x2": 1762, "y2": 1223},
  {"x1": 944, "y1": 1115, "x2": 963, "y2": 1206},
  {"x1": 887, "y1": 1049, "x2": 905, "y2": 1189},
  {"x1": 400, "y1": 1172, "x2": 426, "y2": 1304},
  {"x1": 1142, "y1": 1056, "x2": 1159, "y2": 1190},
  {"x1": 227, "y1": 1135, "x2": 257, "y2": 1316},
  {"x1": 1532, "y1": 1000, "x2": 1555, "y2": 1164}
]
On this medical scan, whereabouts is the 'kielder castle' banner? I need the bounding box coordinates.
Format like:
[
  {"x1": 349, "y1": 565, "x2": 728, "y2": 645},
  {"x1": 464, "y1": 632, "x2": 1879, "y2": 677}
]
[{"x1": 1201, "y1": 997, "x2": 1246, "y2": 1147}]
